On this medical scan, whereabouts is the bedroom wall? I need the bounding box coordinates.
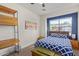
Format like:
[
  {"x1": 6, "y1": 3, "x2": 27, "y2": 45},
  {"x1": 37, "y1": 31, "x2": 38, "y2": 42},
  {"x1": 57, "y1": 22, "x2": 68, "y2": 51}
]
[
  {"x1": 0, "y1": 3, "x2": 40, "y2": 55},
  {"x1": 40, "y1": 5, "x2": 79, "y2": 41}
]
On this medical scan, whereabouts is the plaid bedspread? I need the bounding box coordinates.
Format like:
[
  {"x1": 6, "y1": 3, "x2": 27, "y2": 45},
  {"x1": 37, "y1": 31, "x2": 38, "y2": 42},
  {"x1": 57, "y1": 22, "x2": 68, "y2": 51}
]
[{"x1": 35, "y1": 36, "x2": 73, "y2": 56}]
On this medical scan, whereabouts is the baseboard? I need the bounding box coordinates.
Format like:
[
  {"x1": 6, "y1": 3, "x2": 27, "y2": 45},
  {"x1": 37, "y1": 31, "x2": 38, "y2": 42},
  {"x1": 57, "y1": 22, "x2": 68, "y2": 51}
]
[{"x1": 21, "y1": 41, "x2": 35, "y2": 49}]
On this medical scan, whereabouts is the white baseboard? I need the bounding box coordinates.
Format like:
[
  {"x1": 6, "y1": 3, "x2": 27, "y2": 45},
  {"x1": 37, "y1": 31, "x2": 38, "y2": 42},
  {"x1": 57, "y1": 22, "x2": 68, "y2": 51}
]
[{"x1": 21, "y1": 41, "x2": 35, "y2": 49}]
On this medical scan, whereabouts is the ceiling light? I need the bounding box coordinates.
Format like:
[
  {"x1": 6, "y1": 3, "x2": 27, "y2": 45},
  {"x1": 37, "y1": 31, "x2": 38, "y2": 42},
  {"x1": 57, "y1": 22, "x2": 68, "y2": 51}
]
[{"x1": 30, "y1": 3, "x2": 35, "y2": 5}]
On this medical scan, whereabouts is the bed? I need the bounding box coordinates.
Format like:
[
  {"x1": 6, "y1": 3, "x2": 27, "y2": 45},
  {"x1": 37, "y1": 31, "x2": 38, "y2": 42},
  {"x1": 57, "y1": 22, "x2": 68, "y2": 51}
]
[{"x1": 32, "y1": 31, "x2": 74, "y2": 56}]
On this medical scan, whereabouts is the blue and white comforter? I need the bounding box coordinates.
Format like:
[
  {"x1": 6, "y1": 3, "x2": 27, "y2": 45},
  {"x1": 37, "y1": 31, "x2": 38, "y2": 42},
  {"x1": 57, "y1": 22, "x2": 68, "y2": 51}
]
[{"x1": 35, "y1": 36, "x2": 73, "y2": 56}]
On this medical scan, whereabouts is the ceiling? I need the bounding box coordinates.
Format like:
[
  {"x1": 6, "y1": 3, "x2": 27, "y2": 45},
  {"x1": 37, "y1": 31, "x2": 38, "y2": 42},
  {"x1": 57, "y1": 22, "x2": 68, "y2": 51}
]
[{"x1": 21, "y1": 3, "x2": 79, "y2": 15}]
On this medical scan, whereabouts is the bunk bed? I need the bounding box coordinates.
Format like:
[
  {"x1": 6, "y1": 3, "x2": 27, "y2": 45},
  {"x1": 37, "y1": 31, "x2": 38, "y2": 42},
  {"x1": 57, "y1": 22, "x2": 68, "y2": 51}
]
[{"x1": 0, "y1": 5, "x2": 19, "y2": 54}]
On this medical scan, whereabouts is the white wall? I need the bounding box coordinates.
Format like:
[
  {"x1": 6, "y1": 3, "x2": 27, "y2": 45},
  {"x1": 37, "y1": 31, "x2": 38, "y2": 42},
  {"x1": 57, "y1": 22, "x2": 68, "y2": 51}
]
[
  {"x1": 39, "y1": 16, "x2": 45, "y2": 36},
  {"x1": 40, "y1": 15, "x2": 47, "y2": 37},
  {"x1": 0, "y1": 3, "x2": 40, "y2": 55},
  {"x1": 40, "y1": 6, "x2": 79, "y2": 40}
]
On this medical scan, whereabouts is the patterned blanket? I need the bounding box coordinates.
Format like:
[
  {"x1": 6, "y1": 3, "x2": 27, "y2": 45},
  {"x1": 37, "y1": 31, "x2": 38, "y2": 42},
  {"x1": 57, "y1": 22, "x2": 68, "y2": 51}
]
[{"x1": 35, "y1": 36, "x2": 73, "y2": 56}]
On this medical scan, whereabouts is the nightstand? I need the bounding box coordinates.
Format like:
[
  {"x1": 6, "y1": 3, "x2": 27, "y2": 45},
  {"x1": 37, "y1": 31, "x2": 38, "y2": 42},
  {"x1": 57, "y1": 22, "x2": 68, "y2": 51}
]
[{"x1": 70, "y1": 39, "x2": 79, "y2": 50}]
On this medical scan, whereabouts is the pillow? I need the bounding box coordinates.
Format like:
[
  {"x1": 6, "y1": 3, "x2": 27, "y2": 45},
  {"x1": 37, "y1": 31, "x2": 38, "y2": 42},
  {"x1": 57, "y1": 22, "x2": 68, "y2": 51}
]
[
  {"x1": 51, "y1": 33, "x2": 59, "y2": 37},
  {"x1": 57, "y1": 34, "x2": 68, "y2": 38},
  {"x1": 51, "y1": 33, "x2": 68, "y2": 38}
]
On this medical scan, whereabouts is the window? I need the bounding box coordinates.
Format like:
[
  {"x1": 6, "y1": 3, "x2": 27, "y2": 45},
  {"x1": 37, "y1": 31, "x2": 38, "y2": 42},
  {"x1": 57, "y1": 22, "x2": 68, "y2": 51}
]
[
  {"x1": 49, "y1": 17, "x2": 72, "y2": 34},
  {"x1": 47, "y1": 13, "x2": 78, "y2": 39},
  {"x1": 60, "y1": 17, "x2": 72, "y2": 33},
  {"x1": 49, "y1": 19, "x2": 59, "y2": 31}
]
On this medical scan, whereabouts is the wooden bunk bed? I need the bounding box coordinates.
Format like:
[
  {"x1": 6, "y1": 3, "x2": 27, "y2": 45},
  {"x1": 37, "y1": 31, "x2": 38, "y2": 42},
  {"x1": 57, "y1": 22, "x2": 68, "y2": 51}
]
[{"x1": 0, "y1": 5, "x2": 19, "y2": 54}]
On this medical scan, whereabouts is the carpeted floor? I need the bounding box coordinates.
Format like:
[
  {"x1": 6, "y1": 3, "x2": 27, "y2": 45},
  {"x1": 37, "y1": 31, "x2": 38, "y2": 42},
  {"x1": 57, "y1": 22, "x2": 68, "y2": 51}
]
[
  {"x1": 8, "y1": 45, "x2": 34, "y2": 56},
  {"x1": 8, "y1": 45, "x2": 79, "y2": 56}
]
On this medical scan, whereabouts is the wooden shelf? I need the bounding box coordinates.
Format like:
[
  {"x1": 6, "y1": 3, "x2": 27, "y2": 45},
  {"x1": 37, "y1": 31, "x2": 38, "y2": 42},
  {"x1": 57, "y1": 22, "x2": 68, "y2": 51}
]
[
  {"x1": 0, "y1": 5, "x2": 17, "y2": 14},
  {"x1": 0, "y1": 14, "x2": 17, "y2": 26},
  {"x1": 0, "y1": 38, "x2": 19, "y2": 49},
  {"x1": 0, "y1": 5, "x2": 19, "y2": 51}
]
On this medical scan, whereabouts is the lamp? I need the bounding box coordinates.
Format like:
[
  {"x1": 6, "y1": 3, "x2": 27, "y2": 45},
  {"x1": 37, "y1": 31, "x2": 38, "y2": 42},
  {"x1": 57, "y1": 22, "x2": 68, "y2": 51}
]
[
  {"x1": 71, "y1": 34, "x2": 76, "y2": 39},
  {"x1": 69, "y1": 33, "x2": 71, "y2": 36}
]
